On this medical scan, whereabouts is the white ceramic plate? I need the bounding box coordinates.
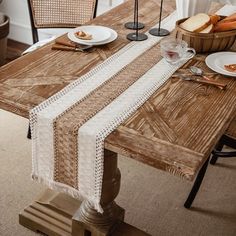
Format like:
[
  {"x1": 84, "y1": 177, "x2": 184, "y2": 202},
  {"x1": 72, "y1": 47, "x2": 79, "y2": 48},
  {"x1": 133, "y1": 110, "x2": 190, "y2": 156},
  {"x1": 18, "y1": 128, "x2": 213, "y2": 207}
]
[
  {"x1": 68, "y1": 25, "x2": 111, "y2": 44},
  {"x1": 205, "y1": 52, "x2": 236, "y2": 77},
  {"x1": 68, "y1": 26, "x2": 117, "y2": 46}
]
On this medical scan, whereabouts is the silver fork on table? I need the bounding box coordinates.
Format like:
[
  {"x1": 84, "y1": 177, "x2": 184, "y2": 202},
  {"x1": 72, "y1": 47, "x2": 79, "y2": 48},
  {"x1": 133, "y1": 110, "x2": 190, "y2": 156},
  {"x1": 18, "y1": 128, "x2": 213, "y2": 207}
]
[{"x1": 176, "y1": 74, "x2": 227, "y2": 90}]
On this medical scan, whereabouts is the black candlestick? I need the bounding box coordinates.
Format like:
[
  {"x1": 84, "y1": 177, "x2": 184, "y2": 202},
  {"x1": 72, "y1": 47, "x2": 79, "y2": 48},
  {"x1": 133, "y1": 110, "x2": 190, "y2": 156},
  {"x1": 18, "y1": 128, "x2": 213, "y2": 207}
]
[
  {"x1": 126, "y1": 0, "x2": 147, "y2": 41},
  {"x1": 149, "y1": 0, "x2": 170, "y2": 36},
  {"x1": 125, "y1": 0, "x2": 145, "y2": 30}
]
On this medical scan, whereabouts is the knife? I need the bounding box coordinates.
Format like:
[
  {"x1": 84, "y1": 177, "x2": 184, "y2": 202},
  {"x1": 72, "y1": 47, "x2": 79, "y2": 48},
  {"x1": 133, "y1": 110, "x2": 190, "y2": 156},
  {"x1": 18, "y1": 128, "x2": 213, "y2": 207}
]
[{"x1": 51, "y1": 44, "x2": 93, "y2": 52}]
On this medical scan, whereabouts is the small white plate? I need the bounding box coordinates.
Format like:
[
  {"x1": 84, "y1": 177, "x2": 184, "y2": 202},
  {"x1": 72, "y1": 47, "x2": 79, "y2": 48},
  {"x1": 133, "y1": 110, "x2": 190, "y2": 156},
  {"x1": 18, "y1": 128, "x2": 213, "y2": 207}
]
[
  {"x1": 68, "y1": 26, "x2": 117, "y2": 46},
  {"x1": 205, "y1": 52, "x2": 236, "y2": 77}
]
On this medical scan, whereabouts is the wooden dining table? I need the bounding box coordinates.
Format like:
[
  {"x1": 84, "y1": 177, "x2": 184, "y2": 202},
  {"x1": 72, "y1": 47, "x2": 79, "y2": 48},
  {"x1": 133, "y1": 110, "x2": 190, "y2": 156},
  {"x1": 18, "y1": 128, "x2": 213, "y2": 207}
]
[{"x1": 0, "y1": 0, "x2": 236, "y2": 235}]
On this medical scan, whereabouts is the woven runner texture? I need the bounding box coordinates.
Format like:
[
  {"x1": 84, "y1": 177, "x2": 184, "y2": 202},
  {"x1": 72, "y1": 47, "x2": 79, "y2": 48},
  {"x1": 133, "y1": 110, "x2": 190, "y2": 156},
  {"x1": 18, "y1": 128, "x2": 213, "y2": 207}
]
[{"x1": 53, "y1": 44, "x2": 163, "y2": 189}]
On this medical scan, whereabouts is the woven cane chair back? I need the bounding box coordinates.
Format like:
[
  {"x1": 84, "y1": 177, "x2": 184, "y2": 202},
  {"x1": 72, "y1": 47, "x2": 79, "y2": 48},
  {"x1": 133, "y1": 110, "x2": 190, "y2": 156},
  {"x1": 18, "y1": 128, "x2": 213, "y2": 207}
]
[
  {"x1": 29, "y1": 0, "x2": 98, "y2": 28},
  {"x1": 27, "y1": 0, "x2": 98, "y2": 43}
]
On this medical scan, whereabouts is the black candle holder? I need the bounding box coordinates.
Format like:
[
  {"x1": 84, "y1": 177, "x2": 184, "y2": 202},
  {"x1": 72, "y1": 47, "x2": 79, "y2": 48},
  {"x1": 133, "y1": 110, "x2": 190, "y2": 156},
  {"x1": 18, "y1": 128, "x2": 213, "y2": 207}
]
[
  {"x1": 149, "y1": 0, "x2": 170, "y2": 37},
  {"x1": 125, "y1": 0, "x2": 145, "y2": 30},
  {"x1": 126, "y1": 0, "x2": 147, "y2": 41}
]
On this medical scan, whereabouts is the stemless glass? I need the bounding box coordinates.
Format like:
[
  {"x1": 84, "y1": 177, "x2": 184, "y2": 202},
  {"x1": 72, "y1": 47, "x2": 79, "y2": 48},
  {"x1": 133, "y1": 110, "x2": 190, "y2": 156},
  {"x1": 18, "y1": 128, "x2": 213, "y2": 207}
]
[{"x1": 160, "y1": 38, "x2": 196, "y2": 65}]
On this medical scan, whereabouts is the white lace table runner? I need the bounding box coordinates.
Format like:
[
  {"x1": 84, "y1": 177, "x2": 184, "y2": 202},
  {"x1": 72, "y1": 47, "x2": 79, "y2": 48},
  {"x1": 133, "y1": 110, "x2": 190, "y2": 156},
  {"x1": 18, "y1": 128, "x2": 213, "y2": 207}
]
[{"x1": 30, "y1": 5, "x2": 231, "y2": 213}]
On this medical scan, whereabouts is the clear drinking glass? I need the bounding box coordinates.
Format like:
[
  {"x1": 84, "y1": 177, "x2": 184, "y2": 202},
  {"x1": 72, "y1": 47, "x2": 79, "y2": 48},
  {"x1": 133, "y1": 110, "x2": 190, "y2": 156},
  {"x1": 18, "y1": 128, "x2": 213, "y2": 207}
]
[{"x1": 160, "y1": 38, "x2": 196, "y2": 65}]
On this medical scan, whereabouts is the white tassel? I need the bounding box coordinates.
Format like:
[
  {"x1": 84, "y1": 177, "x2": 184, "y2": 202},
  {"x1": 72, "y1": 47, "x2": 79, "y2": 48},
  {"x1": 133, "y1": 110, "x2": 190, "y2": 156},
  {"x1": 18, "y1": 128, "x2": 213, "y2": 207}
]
[{"x1": 93, "y1": 200, "x2": 104, "y2": 214}]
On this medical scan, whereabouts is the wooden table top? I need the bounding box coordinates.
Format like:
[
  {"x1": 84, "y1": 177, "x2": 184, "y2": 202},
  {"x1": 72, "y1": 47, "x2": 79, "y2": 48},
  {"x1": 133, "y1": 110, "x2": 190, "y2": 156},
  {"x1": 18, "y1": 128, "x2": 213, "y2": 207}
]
[{"x1": 0, "y1": 0, "x2": 234, "y2": 181}]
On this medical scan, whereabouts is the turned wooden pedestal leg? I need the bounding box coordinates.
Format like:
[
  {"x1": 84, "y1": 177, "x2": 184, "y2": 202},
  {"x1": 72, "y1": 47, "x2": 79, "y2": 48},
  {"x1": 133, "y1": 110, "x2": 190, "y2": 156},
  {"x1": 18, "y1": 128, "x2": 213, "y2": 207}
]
[
  {"x1": 72, "y1": 149, "x2": 124, "y2": 235},
  {"x1": 19, "y1": 149, "x2": 150, "y2": 235}
]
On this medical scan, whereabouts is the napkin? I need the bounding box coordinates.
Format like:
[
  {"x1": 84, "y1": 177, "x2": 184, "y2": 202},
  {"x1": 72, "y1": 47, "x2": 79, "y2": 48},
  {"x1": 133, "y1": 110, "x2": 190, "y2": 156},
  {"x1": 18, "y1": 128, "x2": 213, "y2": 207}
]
[
  {"x1": 51, "y1": 37, "x2": 78, "y2": 51},
  {"x1": 54, "y1": 37, "x2": 77, "y2": 47},
  {"x1": 22, "y1": 36, "x2": 56, "y2": 55}
]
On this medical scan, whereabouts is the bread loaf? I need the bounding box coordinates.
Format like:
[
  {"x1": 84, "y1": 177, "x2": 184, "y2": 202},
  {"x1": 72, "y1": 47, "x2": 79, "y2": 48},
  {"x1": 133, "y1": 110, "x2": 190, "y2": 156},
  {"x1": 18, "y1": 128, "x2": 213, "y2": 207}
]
[
  {"x1": 199, "y1": 15, "x2": 219, "y2": 33},
  {"x1": 180, "y1": 13, "x2": 211, "y2": 32},
  {"x1": 214, "y1": 21, "x2": 236, "y2": 32},
  {"x1": 210, "y1": 15, "x2": 221, "y2": 25},
  {"x1": 220, "y1": 13, "x2": 236, "y2": 23}
]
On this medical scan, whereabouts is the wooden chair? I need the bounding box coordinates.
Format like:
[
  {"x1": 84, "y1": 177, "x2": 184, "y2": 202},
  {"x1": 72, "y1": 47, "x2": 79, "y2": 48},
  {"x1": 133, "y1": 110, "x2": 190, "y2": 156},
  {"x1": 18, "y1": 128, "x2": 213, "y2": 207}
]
[
  {"x1": 184, "y1": 116, "x2": 236, "y2": 208},
  {"x1": 27, "y1": 0, "x2": 98, "y2": 44},
  {"x1": 26, "y1": 0, "x2": 98, "y2": 139}
]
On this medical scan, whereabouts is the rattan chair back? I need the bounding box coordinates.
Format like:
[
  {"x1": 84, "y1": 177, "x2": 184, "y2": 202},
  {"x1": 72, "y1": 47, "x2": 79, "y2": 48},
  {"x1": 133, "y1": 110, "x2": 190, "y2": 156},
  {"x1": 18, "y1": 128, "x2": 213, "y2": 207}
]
[{"x1": 27, "y1": 0, "x2": 98, "y2": 43}]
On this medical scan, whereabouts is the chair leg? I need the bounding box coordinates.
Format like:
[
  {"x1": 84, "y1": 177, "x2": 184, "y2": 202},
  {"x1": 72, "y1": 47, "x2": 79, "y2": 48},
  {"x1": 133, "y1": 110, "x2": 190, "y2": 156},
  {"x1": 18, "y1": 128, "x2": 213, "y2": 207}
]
[
  {"x1": 210, "y1": 141, "x2": 224, "y2": 165},
  {"x1": 27, "y1": 123, "x2": 31, "y2": 139},
  {"x1": 184, "y1": 157, "x2": 210, "y2": 209},
  {"x1": 210, "y1": 155, "x2": 218, "y2": 165},
  {"x1": 27, "y1": 0, "x2": 39, "y2": 43}
]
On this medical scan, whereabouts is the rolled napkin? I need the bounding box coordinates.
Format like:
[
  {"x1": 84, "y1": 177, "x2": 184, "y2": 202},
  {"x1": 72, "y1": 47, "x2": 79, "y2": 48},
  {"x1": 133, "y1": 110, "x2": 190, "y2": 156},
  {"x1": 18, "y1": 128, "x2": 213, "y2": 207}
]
[{"x1": 51, "y1": 44, "x2": 78, "y2": 51}]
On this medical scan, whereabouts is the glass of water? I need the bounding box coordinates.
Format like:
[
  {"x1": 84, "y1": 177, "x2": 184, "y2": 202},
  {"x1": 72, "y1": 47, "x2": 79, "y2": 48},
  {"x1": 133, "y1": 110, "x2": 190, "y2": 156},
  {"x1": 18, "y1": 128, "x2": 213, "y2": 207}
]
[{"x1": 160, "y1": 38, "x2": 196, "y2": 65}]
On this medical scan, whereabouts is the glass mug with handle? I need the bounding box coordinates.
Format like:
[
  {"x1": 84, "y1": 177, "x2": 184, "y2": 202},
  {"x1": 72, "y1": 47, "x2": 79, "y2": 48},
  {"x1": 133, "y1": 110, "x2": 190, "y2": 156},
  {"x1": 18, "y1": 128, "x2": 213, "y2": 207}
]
[{"x1": 160, "y1": 38, "x2": 196, "y2": 65}]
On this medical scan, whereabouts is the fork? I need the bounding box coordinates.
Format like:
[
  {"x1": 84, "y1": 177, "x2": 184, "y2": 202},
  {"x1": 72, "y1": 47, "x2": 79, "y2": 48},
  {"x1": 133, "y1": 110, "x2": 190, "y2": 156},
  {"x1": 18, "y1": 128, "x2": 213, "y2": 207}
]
[{"x1": 176, "y1": 74, "x2": 227, "y2": 90}]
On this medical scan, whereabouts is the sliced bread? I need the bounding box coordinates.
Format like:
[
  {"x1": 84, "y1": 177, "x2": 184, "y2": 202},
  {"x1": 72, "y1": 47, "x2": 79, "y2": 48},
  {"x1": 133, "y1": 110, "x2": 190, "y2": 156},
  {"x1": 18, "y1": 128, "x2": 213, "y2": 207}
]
[
  {"x1": 180, "y1": 13, "x2": 211, "y2": 32},
  {"x1": 199, "y1": 24, "x2": 214, "y2": 33}
]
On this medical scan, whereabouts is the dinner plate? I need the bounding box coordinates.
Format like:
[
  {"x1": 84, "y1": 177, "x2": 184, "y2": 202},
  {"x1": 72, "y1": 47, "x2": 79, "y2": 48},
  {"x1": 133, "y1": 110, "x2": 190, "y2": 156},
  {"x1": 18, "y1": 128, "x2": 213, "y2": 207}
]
[
  {"x1": 68, "y1": 26, "x2": 117, "y2": 46},
  {"x1": 68, "y1": 25, "x2": 111, "y2": 44},
  {"x1": 205, "y1": 52, "x2": 236, "y2": 77}
]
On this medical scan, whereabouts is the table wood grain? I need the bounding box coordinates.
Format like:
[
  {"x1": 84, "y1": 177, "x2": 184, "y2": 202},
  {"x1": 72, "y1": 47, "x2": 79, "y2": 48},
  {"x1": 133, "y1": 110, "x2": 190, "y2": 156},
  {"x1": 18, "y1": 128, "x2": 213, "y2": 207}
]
[{"x1": 0, "y1": 0, "x2": 234, "y2": 181}]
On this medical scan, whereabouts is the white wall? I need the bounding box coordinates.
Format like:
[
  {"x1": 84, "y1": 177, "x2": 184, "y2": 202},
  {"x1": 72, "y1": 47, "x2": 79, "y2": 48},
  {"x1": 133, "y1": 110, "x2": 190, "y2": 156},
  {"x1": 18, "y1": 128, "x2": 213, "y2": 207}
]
[
  {"x1": 1, "y1": 0, "x2": 33, "y2": 44},
  {"x1": 0, "y1": 0, "x2": 124, "y2": 45}
]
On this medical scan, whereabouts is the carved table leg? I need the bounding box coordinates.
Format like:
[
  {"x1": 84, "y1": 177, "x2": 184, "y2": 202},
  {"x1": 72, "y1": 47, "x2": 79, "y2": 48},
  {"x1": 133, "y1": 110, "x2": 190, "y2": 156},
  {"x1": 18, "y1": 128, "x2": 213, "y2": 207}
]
[
  {"x1": 72, "y1": 149, "x2": 124, "y2": 236},
  {"x1": 19, "y1": 149, "x2": 150, "y2": 235}
]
